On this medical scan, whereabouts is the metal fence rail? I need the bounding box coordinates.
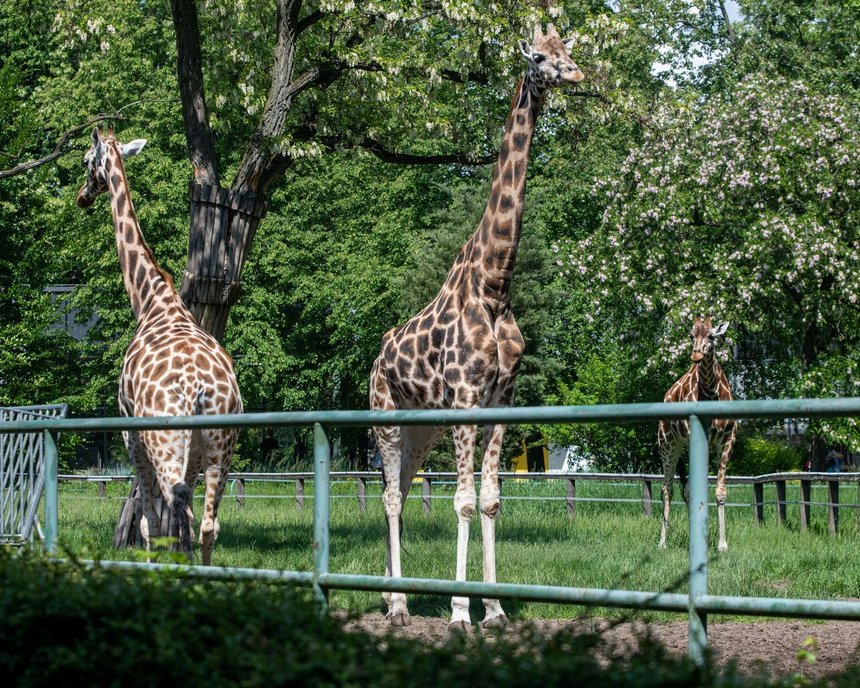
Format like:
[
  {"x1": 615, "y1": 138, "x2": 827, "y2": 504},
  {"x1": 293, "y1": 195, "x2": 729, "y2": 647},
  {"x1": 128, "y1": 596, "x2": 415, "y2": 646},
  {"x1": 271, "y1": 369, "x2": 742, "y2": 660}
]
[
  {"x1": 0, "y1": 404, "x2": 67, "y2": 545},
  {"x1": 4, "y1": 397, "x2": 860, "y2": 666},
  {"x1": 59, "y1": 469, "x2": 860, "y2": 535}
]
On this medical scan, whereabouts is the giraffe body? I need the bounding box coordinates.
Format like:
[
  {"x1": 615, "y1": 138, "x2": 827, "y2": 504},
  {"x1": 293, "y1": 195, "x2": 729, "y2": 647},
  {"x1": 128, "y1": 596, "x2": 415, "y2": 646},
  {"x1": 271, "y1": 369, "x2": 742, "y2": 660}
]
[
  {"x1": 657, "y1": 315, "x2": 736, "y2": 552},
  {"x1": 369, "y1": 25, "x2": 584, "y2": 629},
  {"x1": 77, "y1": 129, "x2": 242, "y2": 564}
]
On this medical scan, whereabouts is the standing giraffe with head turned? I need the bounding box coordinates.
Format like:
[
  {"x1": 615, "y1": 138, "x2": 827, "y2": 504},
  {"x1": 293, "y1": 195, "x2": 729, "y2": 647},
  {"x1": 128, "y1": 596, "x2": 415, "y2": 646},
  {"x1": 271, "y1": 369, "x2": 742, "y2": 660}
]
[
  {"x1": 369, "y1": 24, "x2": 584, "y2": 630},
  {"x1": 658, "y1": 315, "x2": 736, "y2": 552},
  {"x1": 77, "y1": 127, "x2": 242, "y2": 565}
]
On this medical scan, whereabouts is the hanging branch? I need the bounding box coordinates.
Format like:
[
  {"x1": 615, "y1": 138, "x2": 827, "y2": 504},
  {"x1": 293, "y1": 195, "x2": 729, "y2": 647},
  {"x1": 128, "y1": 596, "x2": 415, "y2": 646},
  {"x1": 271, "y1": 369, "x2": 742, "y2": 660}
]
[{"x1": 0, "y1": 114, "x2": 122, "y2": 180}]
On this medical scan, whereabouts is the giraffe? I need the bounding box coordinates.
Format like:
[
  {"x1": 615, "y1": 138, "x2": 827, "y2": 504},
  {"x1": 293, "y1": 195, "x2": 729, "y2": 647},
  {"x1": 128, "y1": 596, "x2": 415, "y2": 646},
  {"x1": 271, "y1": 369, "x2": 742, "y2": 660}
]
[
  {"x1": 657, "y1": 315, "x2": 736, "y2": 553},
  {"x1": 76, "y1": 127, "x2": 242, "y2": 565},
  {"x1": 369, "y1": 24, "x2": 584, "y2": 630}
]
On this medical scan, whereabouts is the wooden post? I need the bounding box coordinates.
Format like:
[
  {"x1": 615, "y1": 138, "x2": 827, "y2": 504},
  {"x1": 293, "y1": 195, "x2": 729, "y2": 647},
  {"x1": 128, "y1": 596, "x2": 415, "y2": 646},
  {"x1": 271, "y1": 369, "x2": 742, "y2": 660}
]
[
  {"x1": 421, "y1": 476, "x2": 432, "y2": 516},
  {"x1": 800, "y1": 479, "x2": 811, "y2": 532},
  {"x1": 828, "y1": 479, "x2": 839, "y2": 537},
  {"x1": 775, "y1": 480, "x2": 787, "y2": 526},
  {"x1": 753, "y1": 482, "x2": 764, "y2": 526},
  {"x1": 566, "y1": 478, "x2": 576, "y2": 520},
  {"x1": 98, "y1": 480, "x2": 106, "y2": 499},
  {"x1": 295, "y1": 478, "x2": 305, "y2": 510},
  {"x1": 358, "y1": 476, "x2": 367, "y2": 514},
  {"x1": 236, "y1": 478, "x2": 245, "y2": 509},
  {"x1": 642, "y1": 479, "x2": 653, "y2": 518}
]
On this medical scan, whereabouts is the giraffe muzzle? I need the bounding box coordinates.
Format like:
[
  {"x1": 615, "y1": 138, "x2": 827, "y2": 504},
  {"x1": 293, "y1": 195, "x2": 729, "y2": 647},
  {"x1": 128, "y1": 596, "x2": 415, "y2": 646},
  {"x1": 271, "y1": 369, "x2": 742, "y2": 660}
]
[
  {"x1": 691, "y1": 352, "x2": 704, "y2": 362},
  {"x1": 76, "y1": 185, "x2": 97, "y2": 209}
]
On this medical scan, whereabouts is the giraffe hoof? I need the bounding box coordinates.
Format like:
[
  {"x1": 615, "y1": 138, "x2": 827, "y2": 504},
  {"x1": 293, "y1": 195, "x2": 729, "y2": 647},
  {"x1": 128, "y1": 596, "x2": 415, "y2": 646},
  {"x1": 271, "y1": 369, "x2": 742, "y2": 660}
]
[
  {"x1": 481, "y1": 614, "x2": 508, "y2": 630},
  {"x1": 387, "y1": 612, "x2": 411, "y2": 627},
  {"x1": 448, "y1": 619, "x2": 472, "y2": 633}
]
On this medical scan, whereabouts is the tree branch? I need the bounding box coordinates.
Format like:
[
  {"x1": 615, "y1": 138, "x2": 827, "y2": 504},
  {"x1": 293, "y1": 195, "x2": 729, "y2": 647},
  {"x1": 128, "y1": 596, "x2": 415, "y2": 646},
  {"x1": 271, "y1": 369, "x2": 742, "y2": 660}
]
[
  {"x1": 717, "y1": 0, "x2": 738, "y2": 50},
  {"x1": 296, "y1": 8, "x2": 324, "y2": 35},
  {"x1": 233, "y1": 0, "x2": 304, "y2": 193},
  {"x1": 0, "y1": 114, "x2": 122, "y2": 180},
  {"x1": 315, "y1": 134, "x2": 496, "y2": 166},
  {"x1": 171, "y1": 0, "x2": 220, "y2": 185}
]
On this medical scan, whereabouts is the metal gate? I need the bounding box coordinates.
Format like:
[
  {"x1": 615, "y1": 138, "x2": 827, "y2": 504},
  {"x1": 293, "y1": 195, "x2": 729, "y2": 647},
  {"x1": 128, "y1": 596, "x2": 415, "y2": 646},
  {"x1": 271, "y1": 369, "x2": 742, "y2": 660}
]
[{"x1": 0, "y1": 404, "x2": 68, "y2": 545}]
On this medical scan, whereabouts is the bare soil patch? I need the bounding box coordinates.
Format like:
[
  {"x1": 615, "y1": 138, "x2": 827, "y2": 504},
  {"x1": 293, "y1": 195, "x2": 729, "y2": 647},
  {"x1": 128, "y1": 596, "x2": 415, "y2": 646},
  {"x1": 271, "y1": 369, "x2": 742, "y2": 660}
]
[{"x1": 347, "y1": 614, "x2": 860, "y2": 681}]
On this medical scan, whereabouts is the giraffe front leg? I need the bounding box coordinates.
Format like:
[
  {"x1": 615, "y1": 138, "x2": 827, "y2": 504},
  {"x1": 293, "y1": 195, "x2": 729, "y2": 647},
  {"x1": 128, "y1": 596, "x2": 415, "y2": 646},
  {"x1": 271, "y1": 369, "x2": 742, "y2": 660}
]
[
  {"x1": 450, "y1": 423, "x2": 478, "y2": 631},
  {"x1": 658, "y1": 429, "x2": 681, "y2": 550},
  {"x1": 478, "y1": 422, "x2": 508, "y2": 630},
  {"x1": 376, "y1": 424, "x2": 410, "y2": 626},
  {"x1": 715, "y1": 424, "x2": 736, "y2": 553}
]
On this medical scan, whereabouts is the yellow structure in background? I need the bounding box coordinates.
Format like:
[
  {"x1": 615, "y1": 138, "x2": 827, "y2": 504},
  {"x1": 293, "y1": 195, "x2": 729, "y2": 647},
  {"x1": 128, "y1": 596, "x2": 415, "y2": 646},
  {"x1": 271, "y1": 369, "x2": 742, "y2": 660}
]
[{"x1": 511, "y1": 439, "x2": 548, "y2": 472}]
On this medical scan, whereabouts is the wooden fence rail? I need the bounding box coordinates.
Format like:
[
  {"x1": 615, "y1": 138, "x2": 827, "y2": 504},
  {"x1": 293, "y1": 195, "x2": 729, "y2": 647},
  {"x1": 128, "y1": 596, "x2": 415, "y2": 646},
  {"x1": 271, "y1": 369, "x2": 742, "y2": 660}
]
[{"x1": 59, "y1": 470, "x2": 860, "y2": 536}]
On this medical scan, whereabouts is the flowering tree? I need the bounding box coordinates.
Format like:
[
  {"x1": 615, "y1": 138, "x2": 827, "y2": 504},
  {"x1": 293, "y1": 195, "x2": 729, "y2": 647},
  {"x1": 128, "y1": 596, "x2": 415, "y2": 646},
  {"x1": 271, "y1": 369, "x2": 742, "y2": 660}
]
[{"x1": 559, "y1": 74, "x2": 860, "y2": 447}]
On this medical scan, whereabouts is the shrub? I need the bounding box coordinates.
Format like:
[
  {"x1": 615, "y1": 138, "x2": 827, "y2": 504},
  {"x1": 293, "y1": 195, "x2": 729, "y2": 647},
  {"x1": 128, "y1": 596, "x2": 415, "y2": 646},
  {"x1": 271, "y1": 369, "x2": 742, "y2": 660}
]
[
  {"x1": 1, "y1": 550, "x2": 857, "y2": 687},
  {"x1": 731, "y1": 435, "x2": 802, "y2": 476}
]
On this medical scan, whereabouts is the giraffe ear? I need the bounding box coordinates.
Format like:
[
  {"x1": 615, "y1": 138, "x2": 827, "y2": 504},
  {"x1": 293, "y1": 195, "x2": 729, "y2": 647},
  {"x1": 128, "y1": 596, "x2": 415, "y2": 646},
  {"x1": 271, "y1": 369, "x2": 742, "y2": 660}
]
[
  {"x1": 120, "y1": 139, "x2": 147, "y2": 159},
  {"x1": 562, "y1": 37, "x2": 576, "y2": 52},
  {"x1": 518, "y1": 39, "x2": 533, "y2": 59},
  {"x1": 91, "y1": 127, "x2": 101, "y2": 145},
  {"x1": 712, "y1": 322, "x2": 729, "y2": 337}
]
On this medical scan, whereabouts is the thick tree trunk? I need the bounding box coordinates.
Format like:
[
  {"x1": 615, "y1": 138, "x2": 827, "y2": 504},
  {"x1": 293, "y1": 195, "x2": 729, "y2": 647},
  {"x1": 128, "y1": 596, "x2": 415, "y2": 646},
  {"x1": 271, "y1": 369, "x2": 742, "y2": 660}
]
[{"x1": 179, "y1": 183, "x2": 269, "y2": 341}]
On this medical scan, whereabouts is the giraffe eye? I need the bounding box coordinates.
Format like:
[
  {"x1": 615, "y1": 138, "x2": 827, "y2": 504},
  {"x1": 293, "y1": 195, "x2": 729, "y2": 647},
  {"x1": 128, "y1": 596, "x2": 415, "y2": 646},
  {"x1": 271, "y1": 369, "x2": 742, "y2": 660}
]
[{"x1": 532, "y1": 53, "x2": 545, "y2": 64}]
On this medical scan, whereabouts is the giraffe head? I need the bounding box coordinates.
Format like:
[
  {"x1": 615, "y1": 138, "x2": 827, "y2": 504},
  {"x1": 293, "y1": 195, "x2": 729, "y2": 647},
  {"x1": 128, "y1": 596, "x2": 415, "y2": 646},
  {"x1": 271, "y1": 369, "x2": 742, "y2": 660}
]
[
  {"x1": 689, "y1": 315, "x2": 729, "y2": 362},
  {"x1": 76, "y1": 127, "x2": 147, "y2": 208},
  {"x1": 518, "y1": 23, "x2": 584, "y2": 89}
]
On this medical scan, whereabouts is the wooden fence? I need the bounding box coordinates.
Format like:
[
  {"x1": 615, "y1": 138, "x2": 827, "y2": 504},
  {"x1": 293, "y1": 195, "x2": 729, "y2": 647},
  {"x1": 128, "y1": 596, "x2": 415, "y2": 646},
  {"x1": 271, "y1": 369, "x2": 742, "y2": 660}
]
[{"x1": 59, "y1": 470, "x2": 860, "y2": 537}]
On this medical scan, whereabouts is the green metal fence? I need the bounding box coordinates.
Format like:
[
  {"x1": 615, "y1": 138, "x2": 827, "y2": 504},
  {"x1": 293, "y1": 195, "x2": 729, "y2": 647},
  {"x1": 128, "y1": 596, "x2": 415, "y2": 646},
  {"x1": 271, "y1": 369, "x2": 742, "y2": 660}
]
[{"x1": 4, "y1": 397, "x2": 860, "y2": 665}]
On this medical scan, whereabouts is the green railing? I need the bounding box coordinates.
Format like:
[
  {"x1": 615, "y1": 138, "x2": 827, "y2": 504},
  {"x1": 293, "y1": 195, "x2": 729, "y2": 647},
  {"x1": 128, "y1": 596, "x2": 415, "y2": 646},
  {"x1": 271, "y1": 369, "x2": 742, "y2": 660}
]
[{"x1": 5, "y1": 397, "x2": 860, "y2": 665}]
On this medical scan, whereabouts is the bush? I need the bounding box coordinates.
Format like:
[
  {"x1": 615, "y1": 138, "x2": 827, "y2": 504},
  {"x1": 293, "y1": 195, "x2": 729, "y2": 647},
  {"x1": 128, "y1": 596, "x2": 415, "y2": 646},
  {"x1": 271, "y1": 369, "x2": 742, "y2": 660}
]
[
  {"x1": 731, "y1": 435, "x2": 802, "y2": 476},
  {"x1": 1, "y1": 550, "x2": 857, "y2": 687}
]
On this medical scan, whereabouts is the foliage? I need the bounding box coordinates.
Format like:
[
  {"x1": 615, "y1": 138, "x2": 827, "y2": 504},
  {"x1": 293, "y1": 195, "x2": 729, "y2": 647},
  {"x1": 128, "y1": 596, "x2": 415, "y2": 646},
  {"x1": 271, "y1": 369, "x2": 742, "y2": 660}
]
[
  {"x1": 0, "y1": 550, "x2": 761, "y2": 688},
  {"x1": 731, "y1": 435, "x2": 802, "y2": 476}
]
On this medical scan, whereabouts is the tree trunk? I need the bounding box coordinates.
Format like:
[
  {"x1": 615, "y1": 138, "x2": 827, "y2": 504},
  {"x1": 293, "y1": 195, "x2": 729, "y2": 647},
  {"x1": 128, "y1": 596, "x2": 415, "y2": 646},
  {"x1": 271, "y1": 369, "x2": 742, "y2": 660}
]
[{"x1": 179, "y1": 183, "x2": 269, "y2": 341}]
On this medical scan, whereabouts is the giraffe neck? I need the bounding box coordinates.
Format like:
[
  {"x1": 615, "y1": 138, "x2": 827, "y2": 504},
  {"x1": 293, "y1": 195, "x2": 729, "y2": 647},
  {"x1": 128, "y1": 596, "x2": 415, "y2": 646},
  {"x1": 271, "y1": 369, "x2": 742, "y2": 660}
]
[
  {"x1": 457, "y1": 74, "x2": 543, "y2": 307},
  {"x1": 696, "y1": 353, "x2": 721, "y2": 400},
  {"x1": 105, "y1": 142, "x2": 181, "y2": 322}
]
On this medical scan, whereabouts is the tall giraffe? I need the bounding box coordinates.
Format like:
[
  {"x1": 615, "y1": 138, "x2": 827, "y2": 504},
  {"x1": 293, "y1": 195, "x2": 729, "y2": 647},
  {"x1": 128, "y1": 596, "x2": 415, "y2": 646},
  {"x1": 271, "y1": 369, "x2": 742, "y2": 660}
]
[
  {"x1": 77, "y1": 128, "x2": 242, "y2": 565},
  {"x1": 657, "y1": 315, "x2": 736, "y2": 552},
  {"x1": 369, "y1": 25, "x2": 584, "y2": 630}
]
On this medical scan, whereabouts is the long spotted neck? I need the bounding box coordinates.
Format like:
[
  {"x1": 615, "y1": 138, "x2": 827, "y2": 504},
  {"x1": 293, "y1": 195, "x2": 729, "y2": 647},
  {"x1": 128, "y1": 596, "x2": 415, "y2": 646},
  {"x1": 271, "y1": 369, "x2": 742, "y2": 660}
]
[
  {"x1": 457, "y1": 74, "x2": 543, "y2": 307},
  {"x1": 696, "y1": 353, "x2": 721, "y2": 400},
  {"x1": 104, "y1": 142, "x2": 181, "y2": 323}
]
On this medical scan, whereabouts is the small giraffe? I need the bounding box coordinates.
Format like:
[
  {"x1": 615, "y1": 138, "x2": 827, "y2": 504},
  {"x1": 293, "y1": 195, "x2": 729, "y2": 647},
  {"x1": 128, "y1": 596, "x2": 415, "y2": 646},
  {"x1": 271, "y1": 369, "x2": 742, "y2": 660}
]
[
  {"x1": 77, "y1": 128, "x2": 242, "y2": 565},
  {"x1": 658, "y1": 315, "x2": 736, "y2": 552},
  {"x1": 369, "y1": 25, "x2": 584, "y2": 630}
]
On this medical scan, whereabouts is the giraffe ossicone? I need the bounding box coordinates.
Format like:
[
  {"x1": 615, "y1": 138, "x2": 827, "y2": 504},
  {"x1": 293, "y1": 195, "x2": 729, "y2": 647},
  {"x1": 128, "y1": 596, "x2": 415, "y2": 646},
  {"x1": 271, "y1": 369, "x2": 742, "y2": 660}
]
[
  {"x1": 77, "y1": 127, "x2": 242, "y2": 565},
  {"x1": 369, "y1": 24, "x2": 584, "y2": 630},
  {"x1": 657, "y1": 314, "x2": 736, "y2": 553}
]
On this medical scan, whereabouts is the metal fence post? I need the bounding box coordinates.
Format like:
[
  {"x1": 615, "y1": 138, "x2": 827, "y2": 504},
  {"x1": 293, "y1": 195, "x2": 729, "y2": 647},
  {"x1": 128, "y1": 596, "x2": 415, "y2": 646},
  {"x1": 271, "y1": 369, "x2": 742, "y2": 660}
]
[
  {"x1": 313, "y1": 423, "x2": 331, "y2": 612},
  {"x1": 296, "y1": 478, "x2": 305, "y2": 510},
  {"x1": 43, "y1": 430, "x2": 59, "y2": 555},
  {"x1": 687, "y1": 415, "x2": 709, "y2": 665}
]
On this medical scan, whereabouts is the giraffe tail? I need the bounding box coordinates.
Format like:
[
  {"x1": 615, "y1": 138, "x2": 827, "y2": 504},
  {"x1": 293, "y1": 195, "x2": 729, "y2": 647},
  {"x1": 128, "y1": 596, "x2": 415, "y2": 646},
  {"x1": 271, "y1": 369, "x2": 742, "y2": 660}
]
[
  {"x1": 170, "y1": 482, "x2": 193, "y2": 560},
  {"x1": 169, "y1": 388, "x2": 206, "y2": 561}
]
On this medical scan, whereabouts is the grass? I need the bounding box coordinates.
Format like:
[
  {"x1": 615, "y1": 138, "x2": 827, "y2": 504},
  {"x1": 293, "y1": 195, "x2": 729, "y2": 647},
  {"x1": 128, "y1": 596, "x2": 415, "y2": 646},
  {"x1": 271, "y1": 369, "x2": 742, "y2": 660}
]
[{"x1": 54, "y1": 477, "x2": 860, "y2": 623}]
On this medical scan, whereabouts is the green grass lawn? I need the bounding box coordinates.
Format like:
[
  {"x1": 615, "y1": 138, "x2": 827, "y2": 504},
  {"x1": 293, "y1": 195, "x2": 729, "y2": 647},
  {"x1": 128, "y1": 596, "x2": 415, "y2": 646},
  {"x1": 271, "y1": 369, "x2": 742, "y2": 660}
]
[{"x1": 54, "y1": 477, "x2": 860, "y2": 622}]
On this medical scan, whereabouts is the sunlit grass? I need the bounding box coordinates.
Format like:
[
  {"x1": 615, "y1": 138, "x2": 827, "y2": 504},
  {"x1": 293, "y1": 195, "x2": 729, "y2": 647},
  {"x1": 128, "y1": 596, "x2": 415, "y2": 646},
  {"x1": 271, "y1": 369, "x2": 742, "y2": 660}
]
[{"x1": 55, "y1": 477, "x2": 860, "y2": 622}]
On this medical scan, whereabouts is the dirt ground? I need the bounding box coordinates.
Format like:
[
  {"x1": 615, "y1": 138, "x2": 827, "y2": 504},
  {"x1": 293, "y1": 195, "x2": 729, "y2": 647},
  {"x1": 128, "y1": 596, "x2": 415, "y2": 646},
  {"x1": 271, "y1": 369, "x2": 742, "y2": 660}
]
[{"x1": 347, "y1": 614, "x2": 860, "y2": 681}]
